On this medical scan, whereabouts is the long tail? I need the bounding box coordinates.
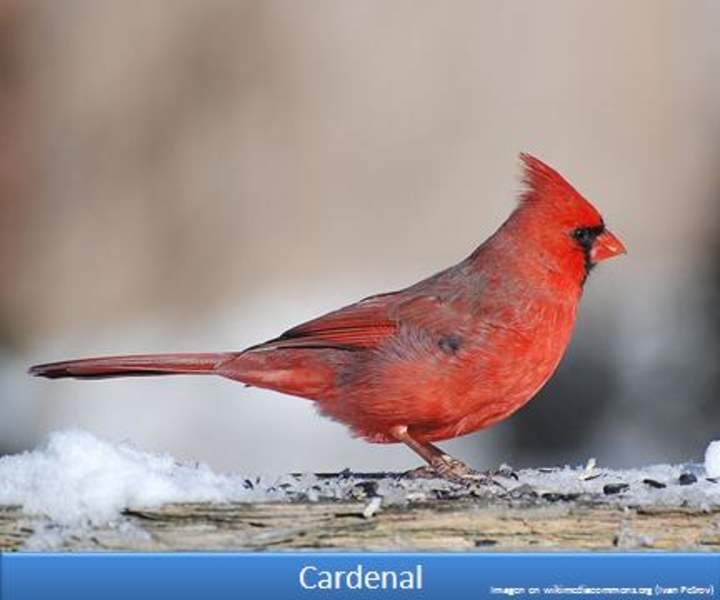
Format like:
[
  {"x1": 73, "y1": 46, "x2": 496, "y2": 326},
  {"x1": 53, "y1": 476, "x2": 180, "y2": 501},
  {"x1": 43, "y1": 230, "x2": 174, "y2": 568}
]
[{"x1": 28, "y1": 353, "x2": 236, "y2": 380}]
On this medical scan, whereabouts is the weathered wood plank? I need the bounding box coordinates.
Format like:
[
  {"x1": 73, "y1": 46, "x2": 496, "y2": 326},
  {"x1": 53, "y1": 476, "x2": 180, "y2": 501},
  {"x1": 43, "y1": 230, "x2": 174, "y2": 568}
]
[{"x1": 3, "y1": 501, "x2": 719, "y2": 552}]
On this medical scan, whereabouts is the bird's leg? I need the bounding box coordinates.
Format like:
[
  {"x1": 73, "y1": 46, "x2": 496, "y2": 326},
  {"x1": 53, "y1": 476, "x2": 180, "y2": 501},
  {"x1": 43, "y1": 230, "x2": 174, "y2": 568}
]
[{"x1": 389, "y1": 426, "x2": 475, "y2": 480}]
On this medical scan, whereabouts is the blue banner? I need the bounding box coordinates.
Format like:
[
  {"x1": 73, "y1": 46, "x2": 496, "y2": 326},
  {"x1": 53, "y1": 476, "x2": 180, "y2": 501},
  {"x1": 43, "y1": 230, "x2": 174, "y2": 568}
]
[{"x1": 0, "y1": 553, "x2": 717, "y2": 600}]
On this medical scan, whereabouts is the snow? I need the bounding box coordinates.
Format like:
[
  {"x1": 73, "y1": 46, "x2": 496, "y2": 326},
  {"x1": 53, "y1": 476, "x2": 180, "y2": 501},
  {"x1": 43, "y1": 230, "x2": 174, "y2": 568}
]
[
  {"x1": 1, "y1": 429, "x2": 720, "y2": 541},
  {"x1": 515, "y1": 462, "x2": 717, "y2": 508},
  {"x1": 0, "y1": 429, "x2": 255, "y2": 524},
  {"x1": 704, "y1": 440, "x2": 720, "y2": 478}
]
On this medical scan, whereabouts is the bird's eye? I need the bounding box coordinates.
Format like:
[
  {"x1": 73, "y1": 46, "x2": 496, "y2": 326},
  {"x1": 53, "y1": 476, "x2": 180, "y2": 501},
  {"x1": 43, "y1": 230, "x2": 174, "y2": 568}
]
[
  {"x1": 573, "y1": 228, "x2": 594, "y2": 245},
  {"x1": 572, "y1": 225, "x2": 604, "y2": 248}
]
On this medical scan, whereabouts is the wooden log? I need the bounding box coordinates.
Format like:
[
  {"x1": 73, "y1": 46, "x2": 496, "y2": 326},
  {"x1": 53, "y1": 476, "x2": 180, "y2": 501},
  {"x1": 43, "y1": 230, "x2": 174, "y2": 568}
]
[{"x1": 2, "y1": 499, "x2": 719, "y2": 552}]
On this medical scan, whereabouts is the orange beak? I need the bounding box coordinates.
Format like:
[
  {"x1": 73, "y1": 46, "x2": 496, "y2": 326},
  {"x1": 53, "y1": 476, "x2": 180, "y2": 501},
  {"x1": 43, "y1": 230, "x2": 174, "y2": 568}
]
[{"x1": 591, "y1": 229, "x2": 627, "y2": 263}]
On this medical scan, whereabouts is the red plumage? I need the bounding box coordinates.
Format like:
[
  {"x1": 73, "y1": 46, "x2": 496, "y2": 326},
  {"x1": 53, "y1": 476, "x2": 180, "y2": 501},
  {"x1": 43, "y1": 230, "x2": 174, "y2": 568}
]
[{"x1": 30, "y1": 154, "x2": 626, "y2": 478}]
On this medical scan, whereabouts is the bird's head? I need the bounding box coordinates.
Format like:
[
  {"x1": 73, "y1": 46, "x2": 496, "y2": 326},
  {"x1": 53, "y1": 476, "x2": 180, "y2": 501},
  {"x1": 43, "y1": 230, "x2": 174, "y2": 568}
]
[{"x1": 512, "y1": 153, "x2": 626, "y2": 283}]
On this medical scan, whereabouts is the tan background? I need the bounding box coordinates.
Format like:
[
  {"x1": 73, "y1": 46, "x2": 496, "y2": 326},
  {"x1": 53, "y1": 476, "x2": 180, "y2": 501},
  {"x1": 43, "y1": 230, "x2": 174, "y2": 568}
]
[{"x1": 1, "y1": 1, "x2": 719, "y2": 472}]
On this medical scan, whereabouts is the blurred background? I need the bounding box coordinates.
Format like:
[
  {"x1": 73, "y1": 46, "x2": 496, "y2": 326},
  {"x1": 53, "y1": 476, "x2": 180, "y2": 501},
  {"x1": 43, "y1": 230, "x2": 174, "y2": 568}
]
[{"x1": 1, "y1": 0, "x2": 719, "y2": 473}]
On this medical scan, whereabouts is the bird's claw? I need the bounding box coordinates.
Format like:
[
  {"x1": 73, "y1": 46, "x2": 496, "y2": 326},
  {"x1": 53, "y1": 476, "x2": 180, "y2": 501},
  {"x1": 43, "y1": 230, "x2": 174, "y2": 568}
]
[
  {"x1": 403, "y1": 457, "x2": 507, "y2": 488},
  {"x1": 403, "y1": 465, "x2": 442, "y2": 479}
]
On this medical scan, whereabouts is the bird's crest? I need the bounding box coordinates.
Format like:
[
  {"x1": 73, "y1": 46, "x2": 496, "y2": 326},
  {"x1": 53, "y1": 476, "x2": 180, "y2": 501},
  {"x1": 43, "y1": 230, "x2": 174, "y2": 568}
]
[
  {"x1": 519, "y1": 153, "x2": 578, "y2": 200},
  {"x1": 518, "y1": 153, "x2": 602, "y2": 224}
]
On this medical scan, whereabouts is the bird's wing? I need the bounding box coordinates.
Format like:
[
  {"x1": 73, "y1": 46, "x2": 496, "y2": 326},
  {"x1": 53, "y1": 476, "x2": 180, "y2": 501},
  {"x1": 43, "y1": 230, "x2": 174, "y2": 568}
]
[
  {"x1": 248, "y1": 292, "x2": 401, "y2": 351},
  {"x1": 247, "y1": 288, "x2": 469, "y2": 353}
]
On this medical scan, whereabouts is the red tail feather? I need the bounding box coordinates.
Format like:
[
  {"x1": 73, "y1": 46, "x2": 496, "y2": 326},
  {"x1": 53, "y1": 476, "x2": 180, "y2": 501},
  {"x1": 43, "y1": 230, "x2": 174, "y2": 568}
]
[{"x1": 29, "y1": 353, "x2": 235, "y2": 380}]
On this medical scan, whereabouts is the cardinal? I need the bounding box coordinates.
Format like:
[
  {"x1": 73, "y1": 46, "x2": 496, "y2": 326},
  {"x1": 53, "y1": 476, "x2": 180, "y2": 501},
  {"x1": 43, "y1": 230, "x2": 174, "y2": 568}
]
[{"x1": 30, "y1": 154, "x2": 625, "y2": 479}]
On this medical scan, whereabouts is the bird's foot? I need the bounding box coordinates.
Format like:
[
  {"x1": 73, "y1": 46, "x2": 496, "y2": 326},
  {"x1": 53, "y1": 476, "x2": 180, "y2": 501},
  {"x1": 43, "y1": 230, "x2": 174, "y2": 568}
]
[
  {"x1": 403, "y1": 465, "x2": 440, "y2": 479},
  {"x1": 404, "y1": 456, "x2": 506, "y2": 488},
  {"x1": 403, "y1": 458, "x2": 471, "y2": 480},
  {"x1": 431, "y1": 455, "x2": 477, "y2": 481}
]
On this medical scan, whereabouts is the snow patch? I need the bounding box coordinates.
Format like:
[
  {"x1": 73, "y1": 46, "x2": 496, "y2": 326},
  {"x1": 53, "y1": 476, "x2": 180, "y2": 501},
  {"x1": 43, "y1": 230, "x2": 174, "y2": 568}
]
[
  {"x1": 705, "y1": 441, "x2": 720, "y2": 478},
  {"x1": 517, "y1": 462, "x2": 719, "y2": 508},
  {"x1": 0, "y1": 429, "x2": 254, "y2": 524}
]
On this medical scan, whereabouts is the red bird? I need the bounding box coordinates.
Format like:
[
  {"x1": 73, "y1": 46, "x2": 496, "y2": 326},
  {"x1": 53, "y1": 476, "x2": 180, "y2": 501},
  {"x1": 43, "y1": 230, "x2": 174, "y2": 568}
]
[{"x1": 30, "y1": 155, "x2": 626, "y2": 479}]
